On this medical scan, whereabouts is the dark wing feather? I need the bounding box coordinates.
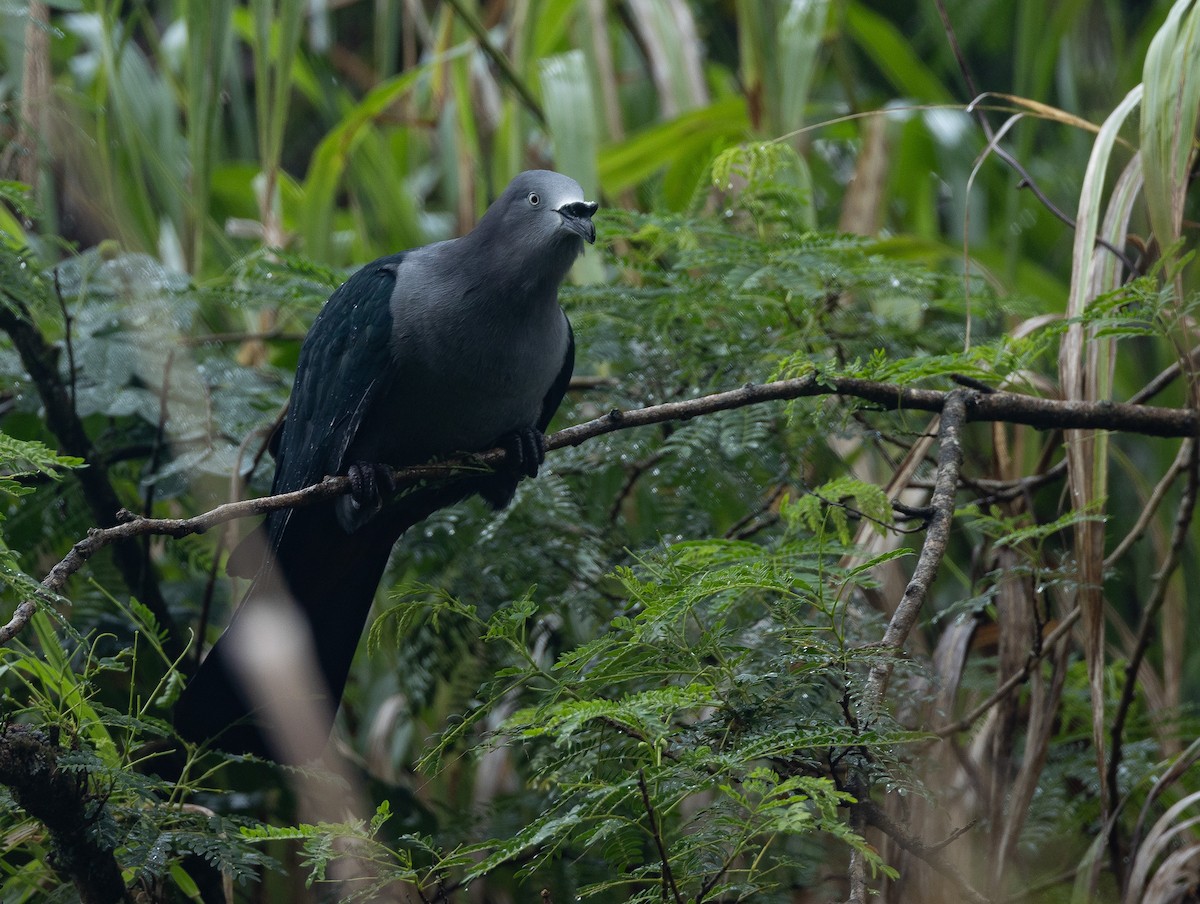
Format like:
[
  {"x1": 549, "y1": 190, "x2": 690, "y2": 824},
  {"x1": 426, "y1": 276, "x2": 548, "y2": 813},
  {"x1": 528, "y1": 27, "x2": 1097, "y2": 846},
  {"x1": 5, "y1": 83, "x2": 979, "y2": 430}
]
[
  {"x1": 265, "y1": 254, "x2": 404, "y2": 551},
  {"x1": 226, "y1": 255, "x2": 403, "y2": 578}
]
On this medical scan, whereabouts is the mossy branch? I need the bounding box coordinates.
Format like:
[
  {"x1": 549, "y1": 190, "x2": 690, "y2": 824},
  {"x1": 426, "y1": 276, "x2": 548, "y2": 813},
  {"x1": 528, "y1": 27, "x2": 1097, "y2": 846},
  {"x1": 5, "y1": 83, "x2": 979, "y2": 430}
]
[{"x1": 0, "y1": 726, "x2": 127, "y2": 904}]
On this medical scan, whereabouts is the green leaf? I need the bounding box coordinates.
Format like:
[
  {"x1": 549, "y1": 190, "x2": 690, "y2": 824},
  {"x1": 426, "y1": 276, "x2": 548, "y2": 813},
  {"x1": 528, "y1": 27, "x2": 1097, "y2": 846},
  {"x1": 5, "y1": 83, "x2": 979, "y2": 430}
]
[
  {"x1": 599, "y1": 97, "x2": 750, "y2": 199},
  {"x1": 299, "y1": 55, "x2": 465, "y2": 260},
  {"x1": 843, "y1": 2, "x2": 953, "y2": 102}
]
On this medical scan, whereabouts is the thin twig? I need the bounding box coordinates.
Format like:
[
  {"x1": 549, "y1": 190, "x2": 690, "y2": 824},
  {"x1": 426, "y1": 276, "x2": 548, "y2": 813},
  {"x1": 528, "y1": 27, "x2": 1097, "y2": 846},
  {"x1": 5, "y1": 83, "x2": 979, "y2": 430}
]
[
  {"x1": 608, "y1": 449, "x2": 666, "y2": 523},
  {"x1": 891, "y1": 500, "x2": 934, "y2": 521},
  {"x1": 180, "y1": 328, "x2": 305, "y2": 347},
  {"x1": 724, "y1": 483, "x2": 788, "y2": 540},
  {"x1": 967, "y1": 458, "x2": 1068, "y2": 506},
  {"x1": 934, "y1": 606, "x2": 1081, "y2": 738},
  {"x1": 934, "y1": 0, "x2": 1139, "y2": 275},
  {"x1": 143, "y1": 348, "x2": 176, "y2": 521},
  {"x1": 141, "y1": 349, "x2": 176, "y2": 601},
  {"x1": 1126, "y1": 345, "x2": 1200, "y2": 406},
  {"x1": 931, "y1": 820, "x2": 979, "y2": 853},
  {"x1": 696, "y1": 847, "x2": 743, "y2": 903},
  {"x1": 568, "y1": 374, "x2": 618, "y2": 390},
  {"x1": 51, "y1": 269, "x2": 76, "y2": 412},
  {"x1": 637, "y1": 769, "x2": 684, "y2": 904},
  {"x1": 807, "y1": 486, "x2": 929, "y2": 534},
  {"x1": 931, "y1": 0, "x2": 980, "y2": 100},
  {"x1": 1105, "y1": 438, "x2": 1194, "y2": 567},
  {"x1": 441, "y1": 0, "x2": 546, "y2": 124},
  {"x1": 858, "y1": 799, "x2": 990, "y2": 904}
]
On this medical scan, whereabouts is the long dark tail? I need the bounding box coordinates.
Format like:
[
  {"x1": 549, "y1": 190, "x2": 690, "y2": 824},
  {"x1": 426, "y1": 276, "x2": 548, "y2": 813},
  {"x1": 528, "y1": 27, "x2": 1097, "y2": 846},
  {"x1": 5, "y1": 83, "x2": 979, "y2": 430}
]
[
  {"x1": 174, "y1": 481, "x2": 492, "y2": 761},
  {"x1": 174, "y1": 505, "x2": 397, "y2": 760}
]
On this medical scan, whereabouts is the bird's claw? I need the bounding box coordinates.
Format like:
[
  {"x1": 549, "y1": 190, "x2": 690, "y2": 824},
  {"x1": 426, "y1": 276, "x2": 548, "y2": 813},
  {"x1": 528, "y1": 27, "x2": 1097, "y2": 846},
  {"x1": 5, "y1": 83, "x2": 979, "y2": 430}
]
[
  {"x1": 348, "y1": 461, "x2": 395, "y2": 512},
  {"x1": 499, "y1": 427, "x2": 545, "y2": 479}
]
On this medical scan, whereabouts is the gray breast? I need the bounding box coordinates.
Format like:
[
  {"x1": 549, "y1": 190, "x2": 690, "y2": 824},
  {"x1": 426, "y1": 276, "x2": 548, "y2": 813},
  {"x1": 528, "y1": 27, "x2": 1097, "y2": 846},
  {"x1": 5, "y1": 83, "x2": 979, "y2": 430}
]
[{"x1": 347, "y1": 251, "x2": 568, "y2": 466}]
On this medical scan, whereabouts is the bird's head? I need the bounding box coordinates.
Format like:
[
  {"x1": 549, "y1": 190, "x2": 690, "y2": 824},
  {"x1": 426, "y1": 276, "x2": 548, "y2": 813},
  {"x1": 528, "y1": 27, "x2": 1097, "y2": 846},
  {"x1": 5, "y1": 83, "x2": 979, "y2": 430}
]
[{"x1": 476, "y1": 170, "x2": 599, "y2": 255}]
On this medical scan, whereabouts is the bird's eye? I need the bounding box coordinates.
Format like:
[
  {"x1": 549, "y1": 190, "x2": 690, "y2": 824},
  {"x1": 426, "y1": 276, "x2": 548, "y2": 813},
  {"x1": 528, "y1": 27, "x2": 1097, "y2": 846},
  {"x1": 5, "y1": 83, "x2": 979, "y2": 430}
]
[{"x1": 528, "y1": 192, "x2": 540, "y2": 207}]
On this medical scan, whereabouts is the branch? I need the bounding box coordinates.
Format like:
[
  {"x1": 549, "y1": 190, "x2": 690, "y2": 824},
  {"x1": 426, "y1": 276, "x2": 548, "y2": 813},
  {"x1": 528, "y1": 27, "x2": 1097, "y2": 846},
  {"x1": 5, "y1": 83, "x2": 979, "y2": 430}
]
[
  {"x1": 858, "y1": 799, "x2": 989, "y2": 904},
  {"x1": 5, "y1": 375, "x2": 1198, "y2": 645},
  {"x1": 637, "y1": 769, "x2": 684, "y2": 904},
  {"x1": 0, "y1": 726, "x2": 127, "y2": 904},
  {"x1": 934, "y1": 606, "x2": 1081, "y2": 738},
  {"x1": 0, "y1": 294, "x2": 181, "y2": 656},
  {"x1": 547, "y1": 377, "x2": 1200, "y2": 443},
  {"x1": 864, "y1": 391, "x2": 968, "y2": 708}
]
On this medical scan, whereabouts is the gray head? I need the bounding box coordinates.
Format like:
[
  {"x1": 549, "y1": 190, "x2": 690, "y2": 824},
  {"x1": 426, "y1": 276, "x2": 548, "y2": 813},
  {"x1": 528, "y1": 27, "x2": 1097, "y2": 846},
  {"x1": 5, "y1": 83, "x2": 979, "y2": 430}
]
[{"x1": 471, "y1": 170, "x2": 598, "y2": 284}]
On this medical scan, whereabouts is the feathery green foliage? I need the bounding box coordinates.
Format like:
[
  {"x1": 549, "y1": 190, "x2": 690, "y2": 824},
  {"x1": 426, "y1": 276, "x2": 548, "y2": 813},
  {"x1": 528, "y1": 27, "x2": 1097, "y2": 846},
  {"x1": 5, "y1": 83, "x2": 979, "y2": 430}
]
[{"x1": 2, "y1": 0, "x2": 1199, "y2": 901}]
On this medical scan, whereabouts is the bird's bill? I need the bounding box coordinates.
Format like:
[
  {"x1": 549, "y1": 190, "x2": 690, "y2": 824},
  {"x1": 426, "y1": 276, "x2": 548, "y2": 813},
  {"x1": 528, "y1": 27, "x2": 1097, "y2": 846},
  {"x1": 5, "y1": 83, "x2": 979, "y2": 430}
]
[{"x1": 558, "y1": 200, "x2": 598, "y2": 244}]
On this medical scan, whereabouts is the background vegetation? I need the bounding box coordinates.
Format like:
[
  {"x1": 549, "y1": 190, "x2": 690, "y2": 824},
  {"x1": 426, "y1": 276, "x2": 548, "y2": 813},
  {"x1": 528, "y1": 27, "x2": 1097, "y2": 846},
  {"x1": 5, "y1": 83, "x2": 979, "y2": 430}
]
[{"x1": 1, "y1": 0, "x2": 1198, "y2": 901}]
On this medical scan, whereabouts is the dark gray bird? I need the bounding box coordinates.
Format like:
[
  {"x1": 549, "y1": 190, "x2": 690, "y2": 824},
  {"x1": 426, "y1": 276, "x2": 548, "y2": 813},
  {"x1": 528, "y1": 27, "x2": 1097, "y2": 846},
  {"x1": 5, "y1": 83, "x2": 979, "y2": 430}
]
[{"x1": 175, "y1": 171, "x2": 597, "y2": 760}]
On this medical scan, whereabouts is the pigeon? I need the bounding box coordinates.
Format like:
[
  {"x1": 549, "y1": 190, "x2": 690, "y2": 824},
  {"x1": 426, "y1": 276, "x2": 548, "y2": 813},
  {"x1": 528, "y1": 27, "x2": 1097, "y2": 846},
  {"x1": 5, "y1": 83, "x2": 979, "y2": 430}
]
[{"x1": 175, "y1": 171, "x2": 597, "y2": 760}]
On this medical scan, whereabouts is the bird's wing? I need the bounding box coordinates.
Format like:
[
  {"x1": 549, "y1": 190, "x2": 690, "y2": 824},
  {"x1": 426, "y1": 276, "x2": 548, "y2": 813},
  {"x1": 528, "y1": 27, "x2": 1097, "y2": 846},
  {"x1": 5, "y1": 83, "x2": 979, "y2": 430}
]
[
  {"x1": 197, "y1": 255, "x2": 411, "y2": 752},
  {"x1": 538, "y1": 313, "x2": 575, "y2": 432},
  {"x1": 265, "y1": 254, "x2": 405, "y2": 549}
]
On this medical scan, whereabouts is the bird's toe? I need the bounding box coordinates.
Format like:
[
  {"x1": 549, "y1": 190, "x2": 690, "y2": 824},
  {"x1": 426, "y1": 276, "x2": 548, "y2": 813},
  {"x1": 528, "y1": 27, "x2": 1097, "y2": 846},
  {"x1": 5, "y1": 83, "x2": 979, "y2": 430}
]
[
  {"x1": 348, "y1": 461, "x2": 393, "y2": 512},
  {"x1": 519, "y1": 428, "x2": 545, "y2": 478},
  {"x1": 500, "y1": 427, "x2": 545, "y2": 479},
  {"x1": 347, "y1": 462, "x2": 372, "y2": 510}
]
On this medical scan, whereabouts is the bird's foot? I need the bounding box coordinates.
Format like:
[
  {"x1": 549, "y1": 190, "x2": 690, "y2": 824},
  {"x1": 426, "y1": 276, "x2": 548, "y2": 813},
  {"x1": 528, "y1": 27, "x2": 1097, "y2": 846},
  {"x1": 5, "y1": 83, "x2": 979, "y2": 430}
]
[
  {"x1": 497, "y1": 427, "x2": 546, "y2": 480},
  {"x1": 474, "y1": 428, "x2": 546, "y2": 510},
  {"x1": 348, "y1": 461, "x2": 396, "y2": 514}
]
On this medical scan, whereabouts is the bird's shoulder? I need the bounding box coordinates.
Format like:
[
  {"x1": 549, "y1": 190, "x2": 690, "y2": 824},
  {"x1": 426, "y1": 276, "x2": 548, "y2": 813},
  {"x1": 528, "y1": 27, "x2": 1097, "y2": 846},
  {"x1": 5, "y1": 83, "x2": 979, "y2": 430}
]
[
  {"x1": 382, "y1": 238, "x2": 480, "y2": 312},
  {"x1": 302, "y1": 251, "x2": 410, "y2": 369},
  {"x1": 313, "y1": 251, "x2": 407, "y2": 328}
]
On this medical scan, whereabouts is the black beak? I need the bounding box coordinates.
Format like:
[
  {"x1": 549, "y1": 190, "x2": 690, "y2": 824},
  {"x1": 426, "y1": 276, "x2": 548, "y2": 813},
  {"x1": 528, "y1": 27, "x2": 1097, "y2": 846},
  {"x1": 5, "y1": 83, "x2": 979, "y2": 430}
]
[{"x1": 559, "y1": 200, "x2": 598, "y2": 244}]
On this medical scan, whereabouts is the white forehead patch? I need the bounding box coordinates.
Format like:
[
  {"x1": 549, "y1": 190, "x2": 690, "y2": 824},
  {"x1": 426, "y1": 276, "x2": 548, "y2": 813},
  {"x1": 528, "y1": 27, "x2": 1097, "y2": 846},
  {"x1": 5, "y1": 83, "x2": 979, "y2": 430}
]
[{"x1": 515, "y1": 170, "x2": 586, "y2": 210}]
